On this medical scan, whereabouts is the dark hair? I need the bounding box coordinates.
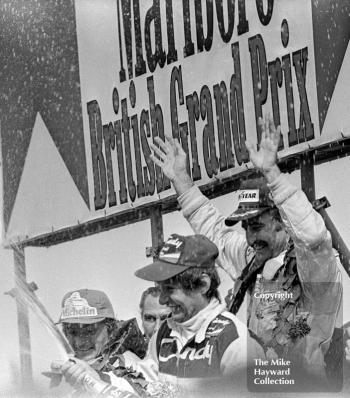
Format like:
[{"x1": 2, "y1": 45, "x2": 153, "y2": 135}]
[
  {"x1": 241, "y1": 207, "x2": 282, "y2": 230},
  {"x1": 164, "y1": 267, "x2": 220, "y2": 300},
  {"x1": 104, "y1": 318, "x2": 118, "y2": 334},
  {"x1": 139, "y1": 286, "x2": 161, "y2": 313},
  {"x1": 269, "y1": 207, "x2": 282, "y2": 223}
]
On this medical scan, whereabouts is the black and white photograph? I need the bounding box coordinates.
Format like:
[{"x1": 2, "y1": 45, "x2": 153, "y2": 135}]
[{"x1": 0, "y1": 0, "x2": 349, "y2": 397}]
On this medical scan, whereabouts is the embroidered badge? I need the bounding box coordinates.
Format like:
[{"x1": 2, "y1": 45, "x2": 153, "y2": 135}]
[
  {"x1": 238, "y1": 189, "x2": 259, "y2": 203},
  {"x1": 61, "y1": 292, "x2": 98, "y2": 319},
  {"x1": 206, "y1": 318, "x2": 230, "y2": 337},
  {"x1": 158, "y1": 236, "x2": 184, "y2": 264}
]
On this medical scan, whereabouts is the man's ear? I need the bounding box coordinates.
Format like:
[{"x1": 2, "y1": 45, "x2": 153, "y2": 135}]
[{"x1": 200, "y1": 274, "x2": 211, "y2": 295}]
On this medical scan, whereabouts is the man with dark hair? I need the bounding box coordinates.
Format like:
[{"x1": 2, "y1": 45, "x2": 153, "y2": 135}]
[
  {"x1": 135, "y1": 234, "x2": 265, "y2": 393},
  {"x1": 150, "y1": 115, "x2": 342, "y2": 389},
  {"x1": 50, "y1": 289, "x2": 147, "y2": 397},
  {"x1": 139, "y1": 286, "x2": 170, "y2": 343}
]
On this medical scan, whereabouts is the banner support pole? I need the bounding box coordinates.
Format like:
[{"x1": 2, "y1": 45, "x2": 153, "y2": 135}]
[
  {"x1": 150, "y1": 205, "x2": 164, "y2": 259},
  {"x1": 300, "y1": 151, "x2": 316, "y2": 201},
  {"x1": 318, "y1": 208, "x2": 350, "y2": 276},
  {"x1": 300, "y1": 151, "x2": 350, "y2": 276},
  {"x1": 13, "y1": 244, "x2": 33, "y2": 388}
]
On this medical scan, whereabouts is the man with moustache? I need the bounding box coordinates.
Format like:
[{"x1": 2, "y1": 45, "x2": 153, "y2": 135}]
[{"x1": 150, "y1": 115, "x2": 341, "y2": 388}]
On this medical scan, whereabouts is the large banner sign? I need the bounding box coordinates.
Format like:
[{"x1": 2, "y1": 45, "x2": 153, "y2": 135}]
[{"x1": 0, "y1": 0, "x2": 349, "y2": 245}]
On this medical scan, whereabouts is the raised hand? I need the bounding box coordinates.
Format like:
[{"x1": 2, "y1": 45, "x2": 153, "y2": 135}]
[
  {"x1": 150, "y1": 136, "x2": 193, "y2": 195},
  {"x1": 150, "y1": 136, "x2": 186, "y2": 181},
  {"x1": 245, "y1": 114, "x2": 282, "y2": 182}
]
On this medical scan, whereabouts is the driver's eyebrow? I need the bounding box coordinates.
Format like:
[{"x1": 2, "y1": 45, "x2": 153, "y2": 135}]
[
  {"x1": 247, "y1": 220, "x2": 264, "y2": 228},
  {"x1": 144, "y1": 314, "x2": 156, "y2": 319},
  {"x1": 157, "y1": 282, "x2": 174, "y2": 289},
  {"x1": 160, "y1": 285, "x2": 174, "y2": 291}
]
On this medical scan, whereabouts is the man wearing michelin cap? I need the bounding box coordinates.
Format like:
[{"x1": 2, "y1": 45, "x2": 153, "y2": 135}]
[
  {"x1": 150, "y1": 115, "x2": 342, "y2": 389},
  {"x1": 135, "y1": 234, "x2": 265, "y2": 394},
  {"x1": 51, "y1": 289, "x2": 146, "y2": 397}
]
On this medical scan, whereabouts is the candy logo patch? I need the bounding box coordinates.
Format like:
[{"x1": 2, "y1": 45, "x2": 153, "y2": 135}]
[
  {"x1": 159, "y1": 236, "x2": 184, "y2": 264},
  {"x1": 61, "y1": 292, "x2": 98, "y2": 319},
  {"x1": 238, "y1": 189, "x2": 259, "y2": 203}
]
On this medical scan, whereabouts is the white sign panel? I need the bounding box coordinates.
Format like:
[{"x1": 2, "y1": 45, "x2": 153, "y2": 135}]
[{"x1": 1, "y1": 0, "x2": 349, "y2": 244}]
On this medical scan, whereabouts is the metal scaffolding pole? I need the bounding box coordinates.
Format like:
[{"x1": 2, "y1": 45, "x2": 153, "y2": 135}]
[
  {"x1": 150, "y1": 204, "x2": 164, "y2": 259},
  {"x1": 300, "y1": 151, "x2": 350, "y2": 276},
  {"x1": 13, "y1": 244, "x2": 33, "y2": 387}
]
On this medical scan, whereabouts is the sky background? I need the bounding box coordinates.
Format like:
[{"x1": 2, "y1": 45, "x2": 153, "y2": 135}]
[{"x1": 1, "y1": 156, "x2": 350, "y2": 395}]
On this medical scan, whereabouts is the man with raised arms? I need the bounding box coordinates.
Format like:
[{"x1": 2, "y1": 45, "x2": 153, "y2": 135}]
[{"x1": 150, "y1": 115, "x2": 342, "y2": 389}]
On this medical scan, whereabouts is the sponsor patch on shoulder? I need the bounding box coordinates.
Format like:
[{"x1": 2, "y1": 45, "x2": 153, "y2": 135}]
[
  {"x1": 61, "y1": 292, "x2": 98, "y2": 319},
  {"x1": 206, "y1": 317, "x2": 231, "y2": 337}
]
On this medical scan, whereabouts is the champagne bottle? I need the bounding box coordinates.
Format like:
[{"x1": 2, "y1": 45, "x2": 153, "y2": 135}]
[{"x1": 82, "y1": 374, "x2": 140, "y2": 398}]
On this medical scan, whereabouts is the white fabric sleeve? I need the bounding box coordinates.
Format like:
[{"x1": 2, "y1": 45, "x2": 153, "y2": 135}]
[
  {"x1": 220, "y1": 335, "x2": 265, "y2": 377},
  {"x1": 178, "y1": 185, "x2": 248, "y2": 281},
  {"x1": 268, "y1": 173, "x2": 340, "y2": 286},
  {"x1": 268, "y1": 173, "x2": 327, "y2": 248},
  {"x1": 133, "y1": 333, "x2": 160, "y2": 383}
]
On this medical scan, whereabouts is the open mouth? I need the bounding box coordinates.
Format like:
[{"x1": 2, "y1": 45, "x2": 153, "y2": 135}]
[
  {"x1": 169, "y1": 304, "x2": 182, "y2": 315},
  {"x1": 76, "y1": 346, "x2": 94, "y2": 353},
  {"x1": 253, "y1": 241, "x2": 267, "y2": 251}
]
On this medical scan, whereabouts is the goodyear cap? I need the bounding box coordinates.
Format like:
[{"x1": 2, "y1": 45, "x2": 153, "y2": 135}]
[{"x1": 225, "y1": 176, "x2": 275, "y2": 226}]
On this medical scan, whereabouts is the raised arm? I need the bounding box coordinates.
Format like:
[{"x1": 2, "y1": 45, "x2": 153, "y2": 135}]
[
  {"x1": 245, "y1": 114, "x2": 282, "y2": 183},
  {"x1": 150, "y1": 136, "x2": 247, "y2": 280},
  {"x1": 247, "y1": 115, "x2": 339, "y2": 286},
  {"x1": 246, "y1": 115, "x2": 326, "y2": 247},
  {"x1": 150, "y1": 136, "x2": 193, "y2": 195}
]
